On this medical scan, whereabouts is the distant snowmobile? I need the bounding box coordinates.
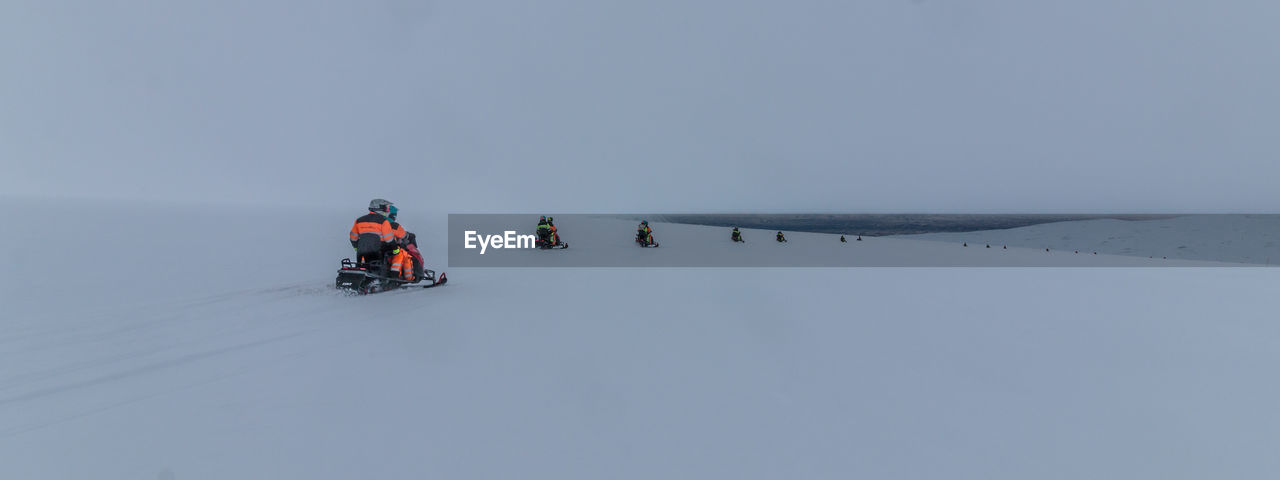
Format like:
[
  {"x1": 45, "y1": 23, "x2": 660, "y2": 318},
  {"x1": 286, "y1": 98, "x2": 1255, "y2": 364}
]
[
  {"x1": 636, "y1": 232, "x2": 659, "y2": 247},
  {"x1": 775, "y1": 231, "x2": 788, "y2": 243},
  {"x1": 636, "y1": 220, "x2": 659, "y2": 247},
  {"x1": 335, "y1": 257, "x2": 447, "y2": 294},
  {"x1": 536, "y1": 235, "x2": 568, "y2": 249},
  {"x1": 535, "y1": 216, "x2": 568, "y2": 250},
  {"x1": 731, "y1": 228, "x2": 745, "y2": 243}
]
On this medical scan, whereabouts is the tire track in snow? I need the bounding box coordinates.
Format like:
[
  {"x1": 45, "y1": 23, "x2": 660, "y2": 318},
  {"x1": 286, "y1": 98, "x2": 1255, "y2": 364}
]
[
  {"x1": 0, "y1": 337, "x2": 323, "y2": 439},
  {"x1": 0, "y1": 331, "x2": 309, "y2": 408}
]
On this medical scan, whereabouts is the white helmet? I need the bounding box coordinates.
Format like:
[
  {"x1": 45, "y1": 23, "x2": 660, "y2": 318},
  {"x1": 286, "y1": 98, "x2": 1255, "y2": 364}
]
[{"x1": 368, "y1": 198, "x2": 393, "y2": 213}]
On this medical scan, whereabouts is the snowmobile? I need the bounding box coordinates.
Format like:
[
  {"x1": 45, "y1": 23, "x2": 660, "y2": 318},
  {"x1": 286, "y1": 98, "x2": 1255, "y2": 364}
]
[
  {"x1": 636, "y1": 232, "x2": 659, "y2": 248},
  {"x1": 335, "y1": 257, "x2": 447, "y2": 294},
  {"x1": 535, "y1": 229, "x2": 568, "y2": 250},
  {"x1": 731, "y1": 231, "x2": 745, "y2": 243}
]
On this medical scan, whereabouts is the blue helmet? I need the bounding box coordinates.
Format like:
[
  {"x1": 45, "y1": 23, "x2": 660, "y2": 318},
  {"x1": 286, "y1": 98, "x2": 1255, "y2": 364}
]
[{"x1": 388, "y1": 205, "x2": 399, "y2": 221}]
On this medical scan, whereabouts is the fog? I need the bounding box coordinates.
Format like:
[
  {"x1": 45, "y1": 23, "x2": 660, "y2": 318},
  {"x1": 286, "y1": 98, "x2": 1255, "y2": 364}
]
[{"x1": 3, "y1": 0, "x2": 1278, "y2": 212}]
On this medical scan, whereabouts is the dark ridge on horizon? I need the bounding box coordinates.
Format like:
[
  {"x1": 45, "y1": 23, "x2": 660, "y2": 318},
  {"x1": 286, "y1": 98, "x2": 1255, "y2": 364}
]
[{"x1": 652, "y1": 214, "x2": 1184, "y2": 236}]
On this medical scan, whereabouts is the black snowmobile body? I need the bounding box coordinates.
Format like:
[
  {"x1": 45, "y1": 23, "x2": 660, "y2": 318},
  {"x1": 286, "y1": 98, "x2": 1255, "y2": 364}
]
[
  {"x1": 335, "y1": 258, "x2": 447, "y2": 294},
  {"x1": 635, "y1": 233, "x2": 659, "y2": 248},
  {"x1": 535, "y1": 231, "x2": 568, "y2": 249}
]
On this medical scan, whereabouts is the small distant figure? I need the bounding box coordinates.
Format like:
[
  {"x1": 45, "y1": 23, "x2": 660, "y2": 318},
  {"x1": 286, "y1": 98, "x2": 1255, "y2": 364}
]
[
  {"x1": 985, "y1": 244, "x2": 990, "y2": 248},
  {"x1": 1093, "y1": 252, "x2": 1097, "y2": 255},
  {"x1": 1046, "y1": 248, "x2": 1050, "y2": 252},
  {"x1": 840, "y1": 235, "x2": 847, "y2": 243},
  {"x1": 963, "y1": 242, "x2": 968, "y2": 247},
  {"x1": 731, "y1": 227, "x2": 745, "y2": 243},
  {"x1": 856, "y1": 235, "x2": 862, "y2": 241},
  {"x1": 1002, "y1": 245, "x2": 1007, "y2": 249},
  {"x1": 636, "y1": 220, "x2": 658, "y2": 247},
  {"x1": 536, "y1": 215, "x2": 565, "y2": 248},
  {"x1": 1074, "y1": 250, "x2": 1079, "y2": 254},
  {"x1": 776, "y1": 231, "x2": 787, "y2": 243}
]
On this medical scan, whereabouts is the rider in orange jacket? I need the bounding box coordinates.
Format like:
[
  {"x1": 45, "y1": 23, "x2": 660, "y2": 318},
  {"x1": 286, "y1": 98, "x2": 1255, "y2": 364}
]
[{"x1": 350, "y1": 199, "x2": 395, "y2": 263}]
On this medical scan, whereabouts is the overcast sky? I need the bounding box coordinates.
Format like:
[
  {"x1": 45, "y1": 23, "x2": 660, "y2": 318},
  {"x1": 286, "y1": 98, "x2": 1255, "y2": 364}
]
[{"x1": 2, "y1": 0, "x2": 1278, "y2": 213}]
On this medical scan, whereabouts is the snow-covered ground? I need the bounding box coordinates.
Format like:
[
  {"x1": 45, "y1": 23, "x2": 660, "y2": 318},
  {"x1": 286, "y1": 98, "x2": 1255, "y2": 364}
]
[
  {"x1": 3, "y1": 199, "x2": 1278, "y2": 479},
  {"x1": 904, "y1": 215, "x2": 1280, "y2": 265}
]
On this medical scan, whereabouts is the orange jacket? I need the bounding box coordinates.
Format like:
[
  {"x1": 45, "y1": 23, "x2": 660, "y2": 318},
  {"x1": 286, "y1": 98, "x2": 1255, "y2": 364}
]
[
  {"x1": 391, "y1": 221, "x2": 408, "y2": 245},
  {"x1": 350, "y1": 212, "x2": 394, "y2": 250},
  {"x1": 388, "y1": 248, "x2": 415, "y2": 281}
]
